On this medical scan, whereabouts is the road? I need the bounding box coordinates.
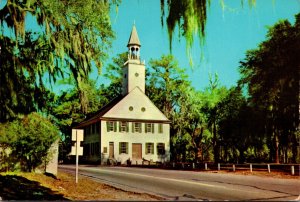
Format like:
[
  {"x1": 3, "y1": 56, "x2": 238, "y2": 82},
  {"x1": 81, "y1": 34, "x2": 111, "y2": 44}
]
[{"x1": 59, "y1": 165, "x2": 300, "y2": 201}]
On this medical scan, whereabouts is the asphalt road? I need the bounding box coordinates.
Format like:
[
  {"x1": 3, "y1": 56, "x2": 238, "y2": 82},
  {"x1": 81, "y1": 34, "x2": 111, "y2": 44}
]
[{"x1": 59, "y1": 165, "x2": 300, "y2": 201}]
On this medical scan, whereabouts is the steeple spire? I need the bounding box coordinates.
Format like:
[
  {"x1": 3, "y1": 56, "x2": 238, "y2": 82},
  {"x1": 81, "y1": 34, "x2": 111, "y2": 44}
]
[
  {"x1": 127, "y1": 24, "x2": 141, "y2": 60},
  {"x1": 127, "y1": 24, "x2": 141, "y2": 47}
]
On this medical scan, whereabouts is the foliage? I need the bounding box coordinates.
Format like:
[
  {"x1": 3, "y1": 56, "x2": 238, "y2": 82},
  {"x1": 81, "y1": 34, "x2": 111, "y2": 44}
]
[
  {"x1": 238, "y1": 13, "x2": 300, "y2": 163},
  {"x1": 50, "y1": 79, "x2": 103, "y2": 160},
  {"x1": 0, "y1": 0, "x2": 117, "y2": 120},
  {"x1": 0, "y1": 113, "x2": 59, "y2": 172},
  {"x1": 99, "y1": 52, "x2": 128, "y2": 105},
  {"x1": 160, "y1": 0, "x2": 256, "y2": 65}
]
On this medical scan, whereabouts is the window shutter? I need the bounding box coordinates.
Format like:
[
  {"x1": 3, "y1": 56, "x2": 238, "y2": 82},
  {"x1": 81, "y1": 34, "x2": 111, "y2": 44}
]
[
  {"x1": 119, "y1": 142, "x2": 121, "y2": 154},
  {"x1": 132, "y1": 122, "x2": 134, "y2": 133},
  {"x1": 119, "y1": 121, "x2": 121, "y2": 132},
  {"x1": 126, "y1": 142, "x2": 128, "y2": 154},
  {"x1": 152, "y1": 124, "x2": 154, "y2": 133},
  {"x1": 114, "y1": 121, "x2": 117, "y2": 132},
  {"x1": 126, "y1": 122, "x2": 129, "y2": 132},
  {"x1": 139, "y1": 123, "x2": 142, "y2": 133},
  {"x1": 106, "y1": 121, "x2": 109, "y2": 132},
  {"x1": 152, "y1": 144, "x2": 154, "y2": 154},
  {"x1": 145, "y1": 143, "x2": 147, "y2": 154},
  {"x1": 145, "y1": 123, "x2": 147, "y2": 133}
]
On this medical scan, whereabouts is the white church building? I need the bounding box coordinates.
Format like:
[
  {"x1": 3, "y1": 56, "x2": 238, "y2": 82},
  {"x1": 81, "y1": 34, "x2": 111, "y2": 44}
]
[{"x1": 74, "y1": 25, "x2": 170, "y2": 165}]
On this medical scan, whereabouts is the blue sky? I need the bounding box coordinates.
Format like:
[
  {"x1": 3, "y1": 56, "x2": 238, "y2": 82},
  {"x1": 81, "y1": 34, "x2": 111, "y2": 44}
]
[{"x1": 95, "y1": 0, "x2": 300, "y2": 91}]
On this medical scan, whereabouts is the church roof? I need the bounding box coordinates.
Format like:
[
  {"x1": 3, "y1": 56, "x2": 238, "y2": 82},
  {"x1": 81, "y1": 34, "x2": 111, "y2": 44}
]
[
  {"x1": 127, "y1": 25, "x2": 141, "y2": 47},
  {"x1": 74, "y1": 87, "x2": 170, "y2": 128}
]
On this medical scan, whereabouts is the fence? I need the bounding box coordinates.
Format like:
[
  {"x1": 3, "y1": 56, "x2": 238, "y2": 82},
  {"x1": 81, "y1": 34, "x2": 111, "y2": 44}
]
[{"x1": 128, "y1": 161, "x2": 300, "y2": 176}]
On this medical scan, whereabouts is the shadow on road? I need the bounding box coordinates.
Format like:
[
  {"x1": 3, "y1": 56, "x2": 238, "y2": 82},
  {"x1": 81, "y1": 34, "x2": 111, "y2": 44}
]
[{"x1": 0, "y1": 174, "x2": 68, "y2": 200}]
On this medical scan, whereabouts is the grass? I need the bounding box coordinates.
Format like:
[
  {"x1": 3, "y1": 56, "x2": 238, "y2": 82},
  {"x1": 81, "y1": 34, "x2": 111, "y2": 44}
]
[{"x1": 0, "y1": 171, "x2": 163, "y2": 201}]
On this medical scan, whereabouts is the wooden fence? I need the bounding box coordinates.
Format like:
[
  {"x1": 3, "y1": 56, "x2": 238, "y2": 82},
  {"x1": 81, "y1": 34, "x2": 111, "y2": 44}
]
[{"x1": 129, "y1": 161, "x2": 300, "y2": 176}]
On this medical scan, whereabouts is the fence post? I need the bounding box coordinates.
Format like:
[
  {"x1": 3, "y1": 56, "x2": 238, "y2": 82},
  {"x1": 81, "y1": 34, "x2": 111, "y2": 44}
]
[
  {"x1": 205, "y1": 163, "x2": 208, "y2": 170},
  {"x1": 291, "y1": 166, "x2": 295, "y2": 176},
  {"x1": 250, "y1": 164, "x2": 252, "y2": 173},
  {"x1": 233, "y1": 164, "x2": 235, "y2": 172},
  {"x1": 218, "y1": 163, "x2": 220, "y2": 171},
  {"x1": 267, "y1": 164, "x2": 271, "y2": 173}
]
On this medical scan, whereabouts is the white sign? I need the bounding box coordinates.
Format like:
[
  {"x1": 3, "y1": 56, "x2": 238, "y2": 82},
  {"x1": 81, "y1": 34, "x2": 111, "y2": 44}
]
[
  {"x1": 71, "y1": 129, "x2": 84, "y2": 156},
  {"x1": 70, "y1": 129, "x2": 84, "y2": 184}
]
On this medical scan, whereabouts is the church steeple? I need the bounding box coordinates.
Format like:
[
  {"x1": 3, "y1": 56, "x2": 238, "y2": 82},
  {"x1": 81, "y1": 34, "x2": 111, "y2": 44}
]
[
  {"x1": 127, "y1": 25, "x2": 141, "y2": 60},
  {"x1": 122, "y1": 24, "x2": 145, "y2": 95}
]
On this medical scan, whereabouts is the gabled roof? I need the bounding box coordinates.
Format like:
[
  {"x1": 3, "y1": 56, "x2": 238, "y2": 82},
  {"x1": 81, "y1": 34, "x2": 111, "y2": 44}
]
[
  {"x1": 103, "y1": 87, "x2": 169, "y2": 122},
  {"x1": 74, "y1": 87, "x2": 170, "y2": 128},
  {"x1": 127, "y1": 25, "x2": 141, "y2": 47}
]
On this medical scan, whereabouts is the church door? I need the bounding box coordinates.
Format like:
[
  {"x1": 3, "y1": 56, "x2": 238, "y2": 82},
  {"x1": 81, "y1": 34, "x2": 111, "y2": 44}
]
[
  {"x1": 132, "y1": 143, "x2": 142, "y2": 159},
  {"x1": 109, "y1": 142, "x2": 114, "y2": 158}
]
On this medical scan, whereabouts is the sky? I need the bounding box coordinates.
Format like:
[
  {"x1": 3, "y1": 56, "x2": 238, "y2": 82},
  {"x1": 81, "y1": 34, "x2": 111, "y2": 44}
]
[{"x1": 94, "y1": 0, "x2": 300, "y2": 91}]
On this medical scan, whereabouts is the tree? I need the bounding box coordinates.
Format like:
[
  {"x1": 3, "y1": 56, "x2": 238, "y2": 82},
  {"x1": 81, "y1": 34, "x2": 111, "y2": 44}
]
[
  {"x1": 50, "y1": 79, "x2": 103, "y2": 161},
  {"x1": 201, "y1": 73, "x2": 228, "y2": 163},
  {"x1": 0, "y1": 113, "x2": 59, "y2": 172},
  {"x1": 0, "y1": 0, "x2": 116, "y2": 119},
  {"x1": 99, "y1": 52, "x2": 128, "y2": 105},
  {"x1": 239, "y1": 13, "x2": 300, "y2": 163}
]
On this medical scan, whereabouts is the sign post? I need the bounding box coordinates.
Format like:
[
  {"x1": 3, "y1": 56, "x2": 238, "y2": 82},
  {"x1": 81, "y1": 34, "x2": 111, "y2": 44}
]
[{"x1": 71, "y1": 129, "x2": 84, "y2": 183}]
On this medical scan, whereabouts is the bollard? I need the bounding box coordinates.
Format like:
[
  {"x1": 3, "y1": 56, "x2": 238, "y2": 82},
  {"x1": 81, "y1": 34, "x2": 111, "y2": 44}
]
[
  {"x1": 193, "y1": 163, "x2": 195, "y2": 169},
  {"x1": 218, "y1": 163, "x2": 220, "y2": 171},
  {"x1": 182, "y1": 163, "x2": 184, "y2": 169},
  {"x1": 172, "y1": 162, "x2": 175, "y2": 168},
  {"x1": 142, "y1": 161, "x2": 144, "y2": 166},
  {"x1": 205, "y1": 163, "x2": 208, "y2": 170},
  {"x1": 136, "y1": 161, "x2": 138, "y2": 165},
  {"x1": 233, "y1": 164, "x2": 235, "y2": 172},
  {"x1": 267, "y1": 164, "x2": 271, "y2": 173},
  {"x1": 250, "y1": 164, "x2": 252, "y2": 173},
  {"x1": 291, "y1": 166, "x2": 295, "y2": 176}
]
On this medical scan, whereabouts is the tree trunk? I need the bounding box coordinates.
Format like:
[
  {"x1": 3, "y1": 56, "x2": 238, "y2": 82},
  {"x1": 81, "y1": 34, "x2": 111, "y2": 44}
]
[
  {"x1": 275, "y1": 134, "x2": 279, "y2": 164},
  {"x1": 213, "y1": 122, "x2": 219, "y2": 163}
]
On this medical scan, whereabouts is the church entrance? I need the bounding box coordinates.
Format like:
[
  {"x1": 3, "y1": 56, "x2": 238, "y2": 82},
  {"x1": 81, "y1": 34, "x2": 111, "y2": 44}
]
[
  {"x1": 109, "y1": 142, "x2": 114, "y2": 158},
  {"x1": 132, "y1": 143, "x2": 142, "y2": 160}
]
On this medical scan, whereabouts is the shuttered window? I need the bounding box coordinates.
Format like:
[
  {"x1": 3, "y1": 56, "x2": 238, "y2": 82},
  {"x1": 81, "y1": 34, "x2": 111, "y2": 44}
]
[
  {"x1": 107, "y1": 121, "x2": 117, "y2": 132},
  {"x1": 132, "y1": 122, "x2": 142, "y2": 133},
  {"x1": 119, "y1": 142, "x2": 128, "y2": 154},
  {"x1": 119, "y1": 121, "x2": 129, "y2": 132},
  {"x1": 157, "y1": 143, "x2": 165, "y2": 155},
  {"x1": 145, "y1": 123, "x2": 154, "y2": 133},
  {"x1": 145, "y1": 143, "x2": 154, "y2": 154},
  {"x1": 158, "y1": 124, "x2": 163, "y2": 133}
]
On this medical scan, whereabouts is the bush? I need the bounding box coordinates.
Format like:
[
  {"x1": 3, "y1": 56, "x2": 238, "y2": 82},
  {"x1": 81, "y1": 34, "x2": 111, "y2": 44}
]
[{"x1": 0, "y1": 113, "x2": 59, "y2": 172}]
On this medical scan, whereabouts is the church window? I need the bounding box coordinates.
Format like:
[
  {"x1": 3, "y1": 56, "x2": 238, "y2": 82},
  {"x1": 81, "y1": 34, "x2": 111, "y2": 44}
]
[
  {"x1": 135, "y1": 72, "x2": 139, "y2": 77},
  {"x1": 157, "y1": 143, "x2": 165, "y2": 155},
  {"x1": 145, "y1": 143, "x2": 154, "y2": 154},
  {"x1": 158, "y1": 124, "x2": 163, "y2": 133},
  {"x1": 145, "y1": 123, "x2": 154, "y2": 133},
  {"x1": 129, "y1": 106, "x2": 133, "y2": 111},
  {"x1": 132, "y1": 122, "x2": 142, "y2": 133},
  {"x1": 119, "y1": 121, "x2": 129, "y2": 132},
  {"x1": 107, "y1": 121, "x2": 117, "y2": 132},
  {"x1": 119, "y1": 142, "x2": 128, "y2": 154},
  {"x1": 141, "y1": 107, "x2": 146, "y2": 112}
]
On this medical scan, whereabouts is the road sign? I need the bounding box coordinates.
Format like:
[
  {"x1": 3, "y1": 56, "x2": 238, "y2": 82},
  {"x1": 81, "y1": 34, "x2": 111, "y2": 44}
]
[{"x1": 70, "y1": 129, "x2": 84, "y2": 183}]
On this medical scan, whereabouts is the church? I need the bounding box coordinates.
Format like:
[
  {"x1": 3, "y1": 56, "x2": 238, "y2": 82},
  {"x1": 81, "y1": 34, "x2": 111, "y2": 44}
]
[{"x1": 74, "y1": 25, "x2": 170, "y2": 165}]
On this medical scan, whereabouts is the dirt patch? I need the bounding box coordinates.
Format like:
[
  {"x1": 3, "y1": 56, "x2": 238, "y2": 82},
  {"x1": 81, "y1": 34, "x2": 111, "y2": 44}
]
[{"x1": 1, "y1": 171, "x2": 163, "y2": 201}]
